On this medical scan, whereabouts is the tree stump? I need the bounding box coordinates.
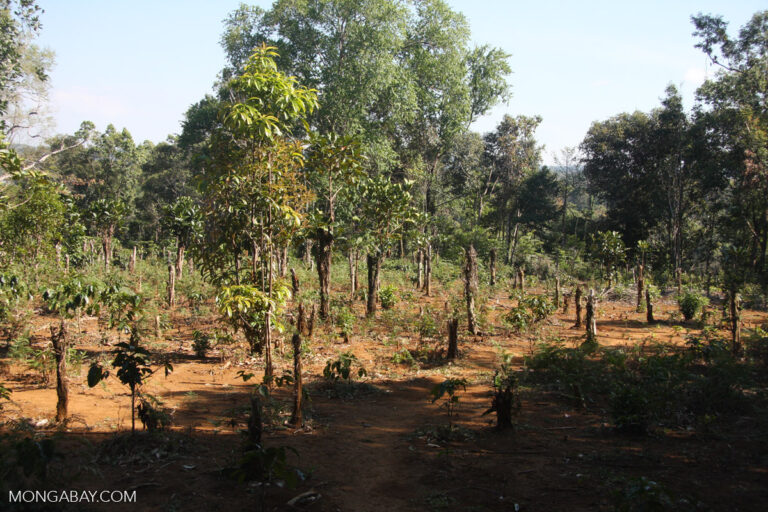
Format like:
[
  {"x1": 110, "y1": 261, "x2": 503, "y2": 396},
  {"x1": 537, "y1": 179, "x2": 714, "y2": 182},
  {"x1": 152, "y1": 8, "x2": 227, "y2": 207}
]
[
  {"x1": 51, "y1": 320, "x2": 69, "y2": 423},
  {"x1": 574, "y1": 286, "x2": 582, "y2": 327},
  {"x1": 585, "y1": 289, "x2": 597, "y2": 342},
  {"x1": 447, "y1": 318, "x2": 459, "y2": 360},
  {"x1": 167, "y1": 263, "x2": 175, "y2": 306},
  {"x1": 289, "y1": 333, "x2": 303, "y2": 427},
  {"x1": 291, "y1": 268, "x2": 300, "y2": 296},
  {"x1": 489, "y1": 248, "x2": 497, "y2": 287},
  {"x1": 646, "y1": 287, "x2": 654, "y2": 323},
  {"x1": 464, "y1": 245, "x2": 478, "y2": 335}
]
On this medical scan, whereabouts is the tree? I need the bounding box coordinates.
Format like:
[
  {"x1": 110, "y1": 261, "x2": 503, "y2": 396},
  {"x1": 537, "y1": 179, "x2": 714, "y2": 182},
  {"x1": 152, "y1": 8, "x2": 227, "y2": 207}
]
[
  {"x1": 354, "y1": 174, "x2": 417, "y2": 315},
  {"x1": 304, "y1": 133, "x2": 364, "y2": 319},
  {"x1": 87, "y1": 198, "x2": 124, "y2": 272},
  {"x1": 692, "y1": 11, "x2": 768, "y2": 281},
  {"x1": 484, "y1": 115, "x2": 543, "y2": 263},
  {"x1": 163, "y1": 196, "x2": 201, "y2": 280},
  {"x1": 195, "y1": 45, "x2": 317, "y2": 383}
]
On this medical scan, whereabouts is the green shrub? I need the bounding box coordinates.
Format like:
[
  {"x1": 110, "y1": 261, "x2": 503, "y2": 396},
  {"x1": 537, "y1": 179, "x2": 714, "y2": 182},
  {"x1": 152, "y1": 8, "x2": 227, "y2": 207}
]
[
  {"x1": 503, "y1": 293, "x2": 555, "y2": 332},
  {"x1": 192, "y1": 330, "x2": 212, "y2": 358},
  {"x1": 417, "y1": 308, "x2": 439, "y2": 339},
  {"x1": 323, "y1": 352, "x2": 367, "y2": 382},
  {"x1": 677, "y1": 291, "x2": 709, "y2": 321},
  {"x1": 391, "y1": 348, "x2": 416, "y2": 366},
  {"x1": 378, "y1": 285, "x2": 398, "y2": 309}
]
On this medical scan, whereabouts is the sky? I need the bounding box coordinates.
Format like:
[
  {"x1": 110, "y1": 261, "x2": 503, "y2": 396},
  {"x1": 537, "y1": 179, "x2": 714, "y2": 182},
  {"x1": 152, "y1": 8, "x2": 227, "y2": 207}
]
[{"x1": 34, "y1": 0, "x2": 766, "y2": 165}]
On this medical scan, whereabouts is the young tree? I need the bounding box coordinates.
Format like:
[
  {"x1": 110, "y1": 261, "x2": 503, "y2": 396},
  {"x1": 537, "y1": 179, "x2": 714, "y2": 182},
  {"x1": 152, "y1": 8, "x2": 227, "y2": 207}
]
[
  {"x1": 354, "y1": 175, "x2": 417, "y2": 316},
  {"x1": 194, "y1": 45, "x2": 317, "y2": 382},
  {"x1": 304, "y1": 133, "x2": 364, "y2": 319},
  {"x1": 163, "y1": 196, "x2": 201, "y2": 280}
]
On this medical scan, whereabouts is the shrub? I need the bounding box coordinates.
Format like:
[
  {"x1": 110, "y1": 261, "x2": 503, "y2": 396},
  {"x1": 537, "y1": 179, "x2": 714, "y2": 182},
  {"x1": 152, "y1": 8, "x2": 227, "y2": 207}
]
[
  {"x1": 417, "y1": 308, "x2": 439, "y2": 339},
  {"x1": 503, "y1": 293, "x2": 555, "y2": 332},
  {"x1": 323, "y1": 352, "x2": 367, "y2": 382},
  {"x1": 378, "y1": 285, "x2": 398, "y2": 309},
  {"x1": 334, "y1": 306, "x2": 355, "y2": 342},
  {"x1": 677, "y1": 291, "x2": 709, "y2": 321},
  {"x1": 192, "y1": 330, "x2": 212, "y2": 358}
]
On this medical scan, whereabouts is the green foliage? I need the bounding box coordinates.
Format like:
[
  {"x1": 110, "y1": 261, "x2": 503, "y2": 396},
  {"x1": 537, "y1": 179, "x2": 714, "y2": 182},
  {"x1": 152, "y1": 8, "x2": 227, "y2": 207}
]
[
  {"x1": 612, "y1": 476, "x2": 696, "y2": 512},
  {"x1": 677, "y1": 290, "x2": 709, "y2": 321},
  {"x1": 334, "y1": 306, "x2": 355, "y2": 339},
  {"x1": 430, "y1": 378, "x2": 468, "y2": 428},
  {"x1": 42, "y1": 274, "x2": 101, "y2": 318},
  {"x1": 377, "y1": 285, "x2": 398, "y2": 310},
  {"x1": 9, "y1": 334, "x2": 53, "y2": 384},
  {"x1": 417, "y1": 308, "x2": 440, "y2": 339},
  {"x1": 88, "y1": 340, "x2": 173, "y2": 434},
  {"x1": 0, "y1": 433, "x2": 57, "y2": 502},
  {"x1": 323, "y1": 352, "x2": 367, "y2": 382},
  {"x1": 136, "y1": 394, "x2": 173, "y2": 432},
  {"x1": 484, "y1": 352, "x2": 521, "y2": 429},
  {"x1": 216, "y1": 283, "x2": 289, "y2": 353},
  {"x1": 391, "y1": 348, "x2": 416, "y2": 367},
  {"x1": 503, "y1": 292, "x2": 555, "y2": 332},
  {"x1": 192, "y1": 330, "x2": 212, "y2": 358}
]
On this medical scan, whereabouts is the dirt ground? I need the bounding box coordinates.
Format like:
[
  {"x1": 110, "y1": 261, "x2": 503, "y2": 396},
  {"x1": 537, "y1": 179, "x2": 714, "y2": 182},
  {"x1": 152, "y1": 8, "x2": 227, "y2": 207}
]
[{"x1": 2, "y1": 285, "x2": 768, "y2": 511}]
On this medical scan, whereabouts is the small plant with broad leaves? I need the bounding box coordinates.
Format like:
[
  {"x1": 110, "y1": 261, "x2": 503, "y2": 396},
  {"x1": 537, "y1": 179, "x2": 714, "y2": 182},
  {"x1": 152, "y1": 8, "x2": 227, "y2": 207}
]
[
  {"x1": 192, "y1": 330, "x2": 212, "y2": 358},
  {"x1": 430, "y1": 378, "x2": 468, "y2": 429},
  {"x1": 136, "y1": 394, "x2": 173, "y2": 432},
  {"x1": 484, "y1": 352, "x2": 521, "y2": 429},
  {"x1": 323, "y1": 352, "x2": 367, "y2": 382},
  {"x1": 378, "y1": 285, "x2": 398, "y2": 310},
  {"x1": 677, "y1": 290, "x2": 709, "y2": 322},
  {"x1": 87, "y1": 335, "x2": 173, "y2": 434},
  {"x1": 504, "y1": 293, "x2": 555, "y2": 333}
]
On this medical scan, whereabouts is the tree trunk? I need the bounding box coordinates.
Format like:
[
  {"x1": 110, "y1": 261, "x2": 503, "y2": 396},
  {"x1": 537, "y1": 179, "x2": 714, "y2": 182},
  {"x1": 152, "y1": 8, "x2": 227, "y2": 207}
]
[
  {"x1": 304, "y1": 239, "x2": 313, "y2": 268},
  {"x1": 102, "y1": 234, "x2": 112, "y2": 273},
  {"x1": 264, "y1": 309, "x2": 273, "y2": 382},
  {"x1": 554, "y1": 276, "x2": 560, "y2": 309},
  {"x1": 289, "y1": 333, "x2": 303, "y2": 427},
  {"x1": 574, "y1": 286, "x2": 582, "y2": 328},
  {"x1": 129, "y1": 246, "x2": 137, "y2": 274},
  {"x1": 464, "y1": 245, "x2": 478, "y2": 335},
  {"x1": 51, "y1": 320, "x2": 68, "y2": 423},
  {"x1": 518, "y1": 268, "x2": 525, "y2": 292},
  {"x1": 676, "y1": 267, "x2": 682, "y2": 296},
  {"x1": 366, "y1": 253, "x2": 381, "y2": 316},
  {"x1": 646, "y1": 287, "x2": 654, "y2": 323},
  {"x1": 291, "y1": 268, "x2": 300, "y2": 297},
  {"x1": 176, "y1": 243, "x2": 185, "y2": 280},
  {"x1": 280, "y1": 246, "x2": 288, "y2": 277},
  {"x1": 167, "y1": 264, "x2": 175, "y2": 306},
  {"x1": 315, "y1": 231, "x2": 333, "y2": 320},
  {"x1": 424, "y1": 244, "x2": 432, "y2": 296},
  {"x1": 636, "y1": 264, "x2": 644, "y2": 312},
  {"x1": 447, "y1": 318, "x2": 459, "y2": 359},
  {"x1": 416, "y1": 249, "x2": 424, "y2": 290},
  {"x1": 489, "y1": 248, "x2": 496, "y2": 287},
  {"x1": 585, "y1": 289, "x2": 597, "y2": 342},
  {"x1": 563, "y1": 292, "x2": 570, "y2": 314},
  {"x1": 297, "y1": 303, "x2": 305, "y2": 336},
  {"x1": 248, "y1": 394, "x2": 263, "y2": 446},
  {"x1": 307, "y1": 304, "x2": 316, "y2": 339},
  {"x1": 65, "y1": 254, "x2": 70, "y2": 274},
  {"x1": 730, "y1": 291, "x2": 741, "y2": 355},
  {"x1": 348, "y1": 251, "x2": 358, "y2": 296}
]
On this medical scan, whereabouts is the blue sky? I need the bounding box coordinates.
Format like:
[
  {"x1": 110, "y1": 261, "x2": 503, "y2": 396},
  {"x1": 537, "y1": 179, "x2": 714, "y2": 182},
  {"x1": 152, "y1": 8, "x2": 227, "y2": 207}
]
[{"x1": 36, "y1": 0, "x2": 765, "y2": 164}]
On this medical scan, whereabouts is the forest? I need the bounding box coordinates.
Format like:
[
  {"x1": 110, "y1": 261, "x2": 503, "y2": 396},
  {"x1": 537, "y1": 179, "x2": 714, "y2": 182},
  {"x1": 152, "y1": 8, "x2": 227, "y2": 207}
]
[{"x1": 1, "y1": 1, "x2": 767, "y2": 511}]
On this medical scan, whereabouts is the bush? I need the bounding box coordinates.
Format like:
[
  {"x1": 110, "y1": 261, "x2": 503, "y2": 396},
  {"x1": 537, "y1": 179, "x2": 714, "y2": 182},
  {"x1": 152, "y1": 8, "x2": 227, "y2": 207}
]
[
  {"x1": 192, "y1": 330, "x2": 212, "y2": 358},
  {"x1": 503, "y1": 293, "x2": 555, "y2": 333},
  {"x1": 378, "y1": 285, "x2": 398, "y2": 309},
  {"x1": 677, "y1": 291, "x2": 709, "y2": 321},
  {"x1": 417, "y1": 308, "x2": 440, "y2": 339}
]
